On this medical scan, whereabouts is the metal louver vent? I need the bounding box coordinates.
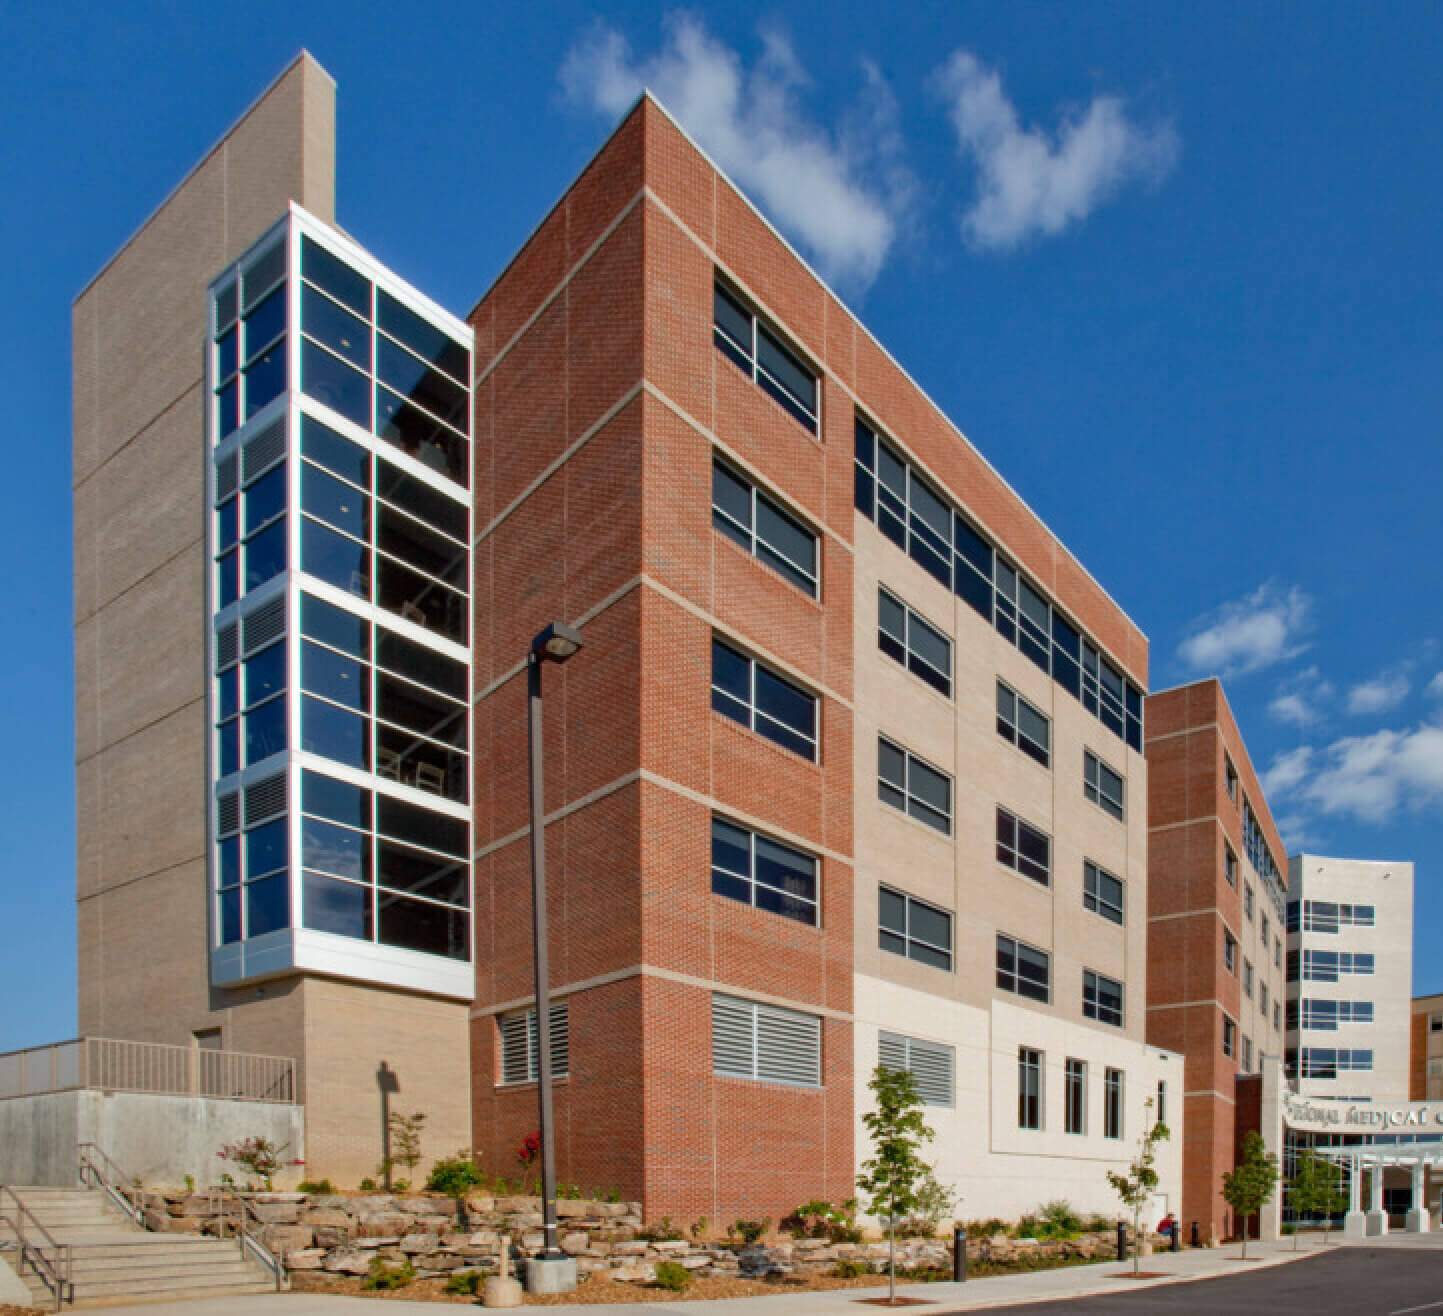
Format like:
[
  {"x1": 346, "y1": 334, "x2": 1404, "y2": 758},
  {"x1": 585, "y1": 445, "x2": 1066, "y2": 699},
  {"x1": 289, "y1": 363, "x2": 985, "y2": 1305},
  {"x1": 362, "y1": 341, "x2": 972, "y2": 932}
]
[
  {"x1": 499, "y1": 1003, "x2": 568, "y2": 1084},
  {"x1": 217, "y1": 792, "x2": 240, "y2": 836},
  {"x1": 242, "y1": 241, "x2": 286, "y2": 310},
  {"x1": 242, "y1": 597, "x2": 285, "y2": 655},
  {"x1": 215, "y1": 623, "x2": 238, "y2": 671},
  {"x1": 242, "y1": 417, "x2": 286, "y2": 482},
  {"x1": 216, "y1": 453, "x2": 238, "y2": 501},
  {"x1": 879, "y1": 1031, "x2": 954, "y2": 1107},
  {"x1": 711, "y1": 994, "x2": 820, "y2": 1087},
  {"x1": 244, "y1": 772, "x2": 287, "y2": 826}
]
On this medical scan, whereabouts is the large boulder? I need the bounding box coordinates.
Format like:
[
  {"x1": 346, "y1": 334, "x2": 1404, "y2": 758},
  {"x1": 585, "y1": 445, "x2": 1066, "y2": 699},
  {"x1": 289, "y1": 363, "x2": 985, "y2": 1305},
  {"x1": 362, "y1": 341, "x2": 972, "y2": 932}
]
[
  {"x1": 398, "y1": 1232, "x2": 441, "y2": 1255},
  {"x1": 286, "y1": 1249, "x2": 327, "y2": 1271},
  {"x1": 322, "y1": 1248, "x2": 375, "y2": 1275},
  {"x1": 259, "y1": 1224, "x2": 313, "y2": 1256},
  {"x1": 249, "y1": 1201, "x2": 302, "y2": 1225}
]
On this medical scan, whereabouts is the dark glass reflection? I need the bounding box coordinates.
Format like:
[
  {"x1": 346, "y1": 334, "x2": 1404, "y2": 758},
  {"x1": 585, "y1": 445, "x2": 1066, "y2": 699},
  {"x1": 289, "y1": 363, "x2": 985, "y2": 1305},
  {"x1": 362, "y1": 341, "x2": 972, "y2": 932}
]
[
  {"x1": 302, "y1": 284, "x2": 371, "y2": 371},
  {"x1": 376, "y1": 673, "x2": 465, "y2": 746},
  {"x1": 301, "y1": 518, "x2": 369, "y2": 597},
  {"x1": 302, "y1": 236, "x2": 372, "y2": 316},
  {"x1": 376, "y1": 795, "x2": 467, "y2": 857},
  {"x1": 244, "y1": 340, "x2": 287, "y2": 418},
  {"x1": 246, "y1": 874, "x2": 290, "y2": 938},
  {"x1": 376, "y1": 557, "x2": 466, "y2": 643},
  {"x1": 301, "y1": 593, "x2": 370, "y2": 659},
  {"x1": 218, "y1": 887, "x2": 242, "y2": 944},
  {"x1": 378, "y1": 891, "x2": 469, "y2": 960},
  {"x1": 377, "y1": 338, "x2": 468, "y2": 430},
  {"x1": 302, "y1": 769, "x2": 371, "y2": 829},
  {"x1": 302, "y1": 463, "x2": 369, "y2": 540},
  {"x1": 245, "y1": 819, "x2": 287, "y2": 879},
  {"x1": 245, "y1": 695, "x2": 287, "y2": 765},
  {"x1": 378, "y1": 505, "x2": 466, "y2": 588},
  {"x1": 216, "y1": 381, "x2": 239, "y2": 437},
  {"x1": 244, "y1": 519, "x2": 286, "y2": 591},
  {"x1": 301, "y1": 695, "x2": 368, "y2": 770},
  {"x1": 376, "y1": 462, "x2": 467, "y2": 540},
  {"x1": 217, "y1": 550, "x2": 240, "y2": 608},
  {"x1": 376, "y1": 723, "x2": 467, "y2": 802},
  {"x1": 303, "y1": 872, "x2": 372, "y2": 940},
  {"x1": 302, "y1": 414, "x2": 371, "y2": 488},
  {"x1": 378, "y1": 289, "x2": 469, "y2": 383},
  {"x1": 377, "y1": 628, "x2": 466, "y2": 699},
  {"x1": 376, "y1": 387, "x2": 468, "y2": 487},
  {"x1": 377, "y1": 839, "x2": 468, "y2": 905},
  {"x1": 303, "y1": 339, "x2": 371, "y2": 430},
  {"x1": 245, "y1": 465, "x2": 286, "y2": 535},
  {"x1": 301, "y1": 816, "x2": 369, "y2": 882},
  {"x1": 302, "y1": 639, "x2": 368, "y2": 711}
]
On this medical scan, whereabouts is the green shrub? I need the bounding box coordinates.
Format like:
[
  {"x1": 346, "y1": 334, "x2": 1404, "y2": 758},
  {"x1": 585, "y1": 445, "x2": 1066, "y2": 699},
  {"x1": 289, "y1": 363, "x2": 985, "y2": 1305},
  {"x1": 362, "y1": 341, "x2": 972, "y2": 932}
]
[
  {"x1": 362, "y1": 1257, "x2": 415, "y2": 1291},
  {"x1": 426, "y1": 1154, "x2": 485, "y2": 1197},
  {"x1": 653, "y1": 1260, "x2": 691, "y2": 1292},
  {"x1": 787, "y1": 1199, "x2": 861, "y2": 1243},
  {"x1": 689, "y1": 1217, "x2": 709, "y2": 1239},
  {"x1": 392, "y1": 1178, "x2": 411, "y2": 1193},
  {"x1": 1030, "y1": 1199, "x2": 1083, "y2": 1240},
  {"x1": 558, "y1": 1182, "x2": 582, "y2": 1200},
  {"x1": 964, "y1": 1218, "x2": 1009, "y2": 1240},
  {"x1": 833, "y1": 1258, "x2": 869, "y2": 1279},
  {"x1": 445, "y1": 1269, "x2": 483, "y2": 1295},
  {"x1": 639, "y1": 1215, "x2": 683, "y2": 1242},
  {"x1": 297, "y1": 1178, "x2": 334, "y2": 1196},
  {"x1": 605, "y1": 1186, "x2": 621, "y2": 1203},
  {"x1": 1281, "y1": 1222, "x2": 1296, "y2": 1236},
  {"x1": 1016, "y1": 1213, "x2": 1040, "y2": 1239},
  {"x1": 898, "y1": 1169, "x2": 959, "y2": 1237},
  {"x1": 732, "y1": 1217, "x2": 770, "y2": 1245},
  {"x1": 358, "y1": 1177, "x2": 377, "y2": 1192},
  {"x1": 1082, "y1": 1212, "x2": 1115, "y2": 1234}
]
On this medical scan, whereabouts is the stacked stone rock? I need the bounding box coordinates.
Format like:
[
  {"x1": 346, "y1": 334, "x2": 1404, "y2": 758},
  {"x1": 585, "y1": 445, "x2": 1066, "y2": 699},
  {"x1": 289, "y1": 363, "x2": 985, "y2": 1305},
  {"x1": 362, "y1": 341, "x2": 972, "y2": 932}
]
[{"x1": 132, "y1": 1191, "x2": 1119, "y2": 1284}]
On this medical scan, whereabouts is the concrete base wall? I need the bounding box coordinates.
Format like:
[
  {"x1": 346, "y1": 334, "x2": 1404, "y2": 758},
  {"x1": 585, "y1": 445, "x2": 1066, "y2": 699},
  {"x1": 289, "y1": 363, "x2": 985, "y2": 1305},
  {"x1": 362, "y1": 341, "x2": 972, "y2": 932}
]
[{"x1": 0, "y1": 1090, "x2": 303, "y2": 1188}]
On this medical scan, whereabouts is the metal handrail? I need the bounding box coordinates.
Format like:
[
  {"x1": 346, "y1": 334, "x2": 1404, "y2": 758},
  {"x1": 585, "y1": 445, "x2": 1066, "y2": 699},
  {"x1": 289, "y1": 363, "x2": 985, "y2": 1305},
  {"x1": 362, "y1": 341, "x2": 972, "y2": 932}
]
[
  {"x1": 209, "y1": 1189, "x2": 286, "y2": 1291},
  {"x1": 0, "y1": 1184, "x2": 72, "y2": 1312},
  {"x1": 76, "y1": 1142, "x2": 144, "y2": 1228}
]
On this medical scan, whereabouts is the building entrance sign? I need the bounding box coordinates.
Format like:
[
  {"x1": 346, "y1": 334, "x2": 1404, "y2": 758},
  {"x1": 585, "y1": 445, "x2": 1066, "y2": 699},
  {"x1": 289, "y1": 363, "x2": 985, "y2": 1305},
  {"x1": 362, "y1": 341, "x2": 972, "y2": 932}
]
[{"x1": 1284, "y1": 1093, "x2": 1443, "y2": 1133}]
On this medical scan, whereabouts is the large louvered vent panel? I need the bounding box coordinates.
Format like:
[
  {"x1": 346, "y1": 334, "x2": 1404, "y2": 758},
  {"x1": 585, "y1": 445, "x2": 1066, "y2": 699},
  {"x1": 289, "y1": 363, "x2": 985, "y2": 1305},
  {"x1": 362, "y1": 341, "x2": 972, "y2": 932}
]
[
  {"x1": 242, "y1": 597, "x2": 285, "y2": 655},
  {"x1": 244, "y1": 772, "x2": 287, "y2": 827},
  {"x1": 242, "y1": 416, "x2": 286, "y2": 482},
  {"x1": 242, "y1": 241, "x2": 286, "y2": 310}
]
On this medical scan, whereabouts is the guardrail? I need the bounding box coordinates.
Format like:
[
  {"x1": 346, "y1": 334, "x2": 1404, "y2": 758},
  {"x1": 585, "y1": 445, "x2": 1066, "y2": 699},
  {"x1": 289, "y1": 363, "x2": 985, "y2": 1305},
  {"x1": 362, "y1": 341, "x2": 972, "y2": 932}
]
[
  {"x1": 77, "y1": 1142, "x2": 145, "y2": 1228},
  {"x1": 209, "y1": 1189, "x2": 286, "y2": 1291},
  {"x1": 0, "y1": 1037, "x2": 295, "y2": 1104},
  {"x1": 0, "y1": 1184, "x2": 72, "y2": 1311}
]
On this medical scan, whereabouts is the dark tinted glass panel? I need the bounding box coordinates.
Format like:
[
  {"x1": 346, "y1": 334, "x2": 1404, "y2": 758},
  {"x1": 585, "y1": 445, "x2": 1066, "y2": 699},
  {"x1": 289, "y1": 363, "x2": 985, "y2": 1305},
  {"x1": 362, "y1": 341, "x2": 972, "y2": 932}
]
[
  {"x1": 376, "y1": 724, "x2": 467, "y2": 803},
  {"x1": 377, "y1": 796, "x2": 468, "y2": 857},
  {"x1": 246, "y1": 874, "x2": 290, "y2": 938},
  {"x1": 754, "y1": 667, "x2": 814, "y2": 745},
  {"x1": 376, "y1": 673, "x2": 465, "y2": 746},
  {"x1": 302, "y1": 284, "x2": 371, "y2": 371},
  {"x1": 244, "y1": 642, "x2": 286, "y2": 707},
  {"x1": 302, "y1": 872, "x2": 371, "y2": 940},
  {"x1": 219, "y1": 888, "x2": 242, "y2": 944},
  {"x1": 302, "y1": 816, "x2": 369, "y2": 882},
  {"x1": 302, "y1": 414, "x2": 371, "y2": 488},
  {"x1": 218, "y1": 667, "x2": 239, "y2": 721},
  {"x1": 712, "y1": 640, "x2": 750, "y2": 705},
  {"x1": 245, "y1": 819, "x2": 287, "y2": 878},
  {"x1": 219, "y1": 837, "x2": 240, "y2": 887},
  {"x1": 217, "y1": 549, "x2": 240, "y2": 608},
  {"x1": 244, "y1": 341, "x2": 287, "y2": 418},
  {"x1": 215, "y1": 281, "x2": 238, "y2": 330},
  {"x1": 376, "y1": 461, "x2": 468, "y2": 540},
  {"x1": 303, "y1": 339, "x2": 371, "y2": 429},
  {"x1": 245, "y1": 695, "x2": 287, "y2": 764},
  {"x1": 711, "y1": 819, "x2": 750, "y2": 877},
  {"x1": 302, "y1": 236, "x2": 372, "y2": 316},
  {"x1": 378, "y1": 505, "x2": 466, "y2": 587},
  {"x1": 756, "y1": 324, "x2": 816, "y2": 415},
  {"x1": 218, "y1": 719, "x2": 239, "y2": 776},
  {"x1": 243, "y1": 287, "x2": 287, "y2": 361},
  {"x1": 244, "y1": 518, "x2": 286, "y2": 590},
  {"x1": 714, "y1": 284, "x2": 752, "y2": 349},
  {"x1": 378, "y1": 892, "x2": 469, "y2": 960},
  {"x1": 375, "y1": 557, "x2": 467, "y2": 643},
  {"x1": 879, "y1": 887, "x2": 907, "y2": 934},
  {"x1": 378, "y1": 290, "x2": 469, "y2": 383},
  {"x1": 755, "y1": 497, "x2": 816, "y2": 589},
  {"x1": 301, "y1": 518, "x2": 369, "y2": 597},
  {"x1": 217, "y1": 381, "x2": 239, "y2": 437},
  {"x1": 376, "y1": 388, "x2": 468, "y2": 486},
  {"x1": 755, "y1": 837, "x2": 816, "y2": 902},
  {"x1": 301, "y1": 695, "x2": 368, "y2": 769},
  {"x1": 377, "y1": 337, "x2": 468, "y2": 430},
  {"x1": 245, "y1": 465, "x2": 286, "y2": 534},
  {"x1": 377, "y1": 840, "x2": 468, "y2": 906},
  {"x1": 217, "y1": 497, "x2": 239, "y2": 550},
  {"x1": 301, "y1": 593, "x2": 370, "y2": 659},
  {"x1": 303, "y1": 463, "x2": 369, "y2": 539},
  {"x1": 302, "y1": 640, "x2": 368, "y2": 710},
  {"x1": 909, "y1": 901, "x2": 950, "y2": 951},
  {"x1": 216, "y1": 326, "x2": 238, "y2": 380},
  {"x1": 377, "y1": 629, "x2": 466, "y2": 698},
  {"x1": 302, "y1": 770, "x2": 370, "y2": 829},
  {"x1": 911, "y1": 477, "x2": 950, "y2": 543},
  {"x1": 909, "y1": 759, "x2": 951, "y2": 817},
  {"x1": 712, "y1": 462, "x2": 752, "y2": 538}
]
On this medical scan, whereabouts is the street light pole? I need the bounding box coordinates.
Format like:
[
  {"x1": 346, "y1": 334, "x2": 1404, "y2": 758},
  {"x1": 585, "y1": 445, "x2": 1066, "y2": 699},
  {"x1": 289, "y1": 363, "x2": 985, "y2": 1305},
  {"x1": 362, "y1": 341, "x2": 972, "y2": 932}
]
[{"x1": 526, "y1": 622, "x2": 582, "y2": 1266}]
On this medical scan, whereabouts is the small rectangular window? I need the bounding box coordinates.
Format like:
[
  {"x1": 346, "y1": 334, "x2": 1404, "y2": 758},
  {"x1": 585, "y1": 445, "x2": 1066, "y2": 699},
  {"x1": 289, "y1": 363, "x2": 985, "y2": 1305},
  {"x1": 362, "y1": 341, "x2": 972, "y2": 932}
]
[
  {"x1": 1243, "y1": 959, "x2": 1254, "y2": 998},
  {"x1": 1225, "y1": 756, "x2": 1238, "y2": 804},
  {"x1": 1223, "y1": 1017, "x2": 1236, "y2": 1058},
  {"x1": 1224, "y1": 931, "x2": 1237, "y2": 974},
  {"x1": 712, "y1": 460, "x2": 819, "y2": 596},
  {"x1": 878, "y1": 737, "x2": 953, "y2": 835},
  {"x1": 879, "y1": 1032, "x2": 955, "y2": 1107},
  {"x1": 996, "y1": 933, "x2": 1050, "y2": 1003},
  {"x1": 996, "y1": 682, "x2": 1050, "y2": 767},
  {"x1": 1225, "y1": 847, "x2": 1238, "y2": 888},
  {"x1": 1104, "y1": 1068, "x2": 1123, "y2": 1139},
  {"x1": 1244, "y1": 884, "x2": 1255, "y2": 922},
  {"x1": 713, "y1": 282, "x2": 818, "y2": 432},
  {"x1": 1083, "y1": 861, "x2": 1125, "y2": 926},
  {"x1": 996, "y1": 806, "x2": 1050, "y2": 885},
  {"x1": 1083, "y1": 969, "x2": 1124, "y2": 1028},
  {"x1": 1018, "y1": 1048, "x2": 1042, "y2": 1130},
  {"x1": 710, "y1": 816, "x2": 818, "y2": 927},
  {"x1": 1065, "y1": 1058, "x2": 1086, "y2": 1135},
  {"x1": 879, "y1": 589, "x2": 952, "y2": 697},
  {"x1": 711, "y1": 993, "x2": 821, "y2": 1086},
  {"x1": 498, "y1": 1002, "x2": 569, "y2": 1085},
  {"x1": 1242, "y1": 1035, "x2": 1253, "y2": 1072},
  {"x1": 712, "y1": 639, "x2": 818, "y2": 760},
  {"x1": 879, "y1": 886, "x2": 953, "y2": 971},
  {"x1": 1156, "y1": 1079, "x2": 1166, "y2": 1126},
  {"x1": 1083, "y1": 750, "x2": 1125, "y2": 820}
]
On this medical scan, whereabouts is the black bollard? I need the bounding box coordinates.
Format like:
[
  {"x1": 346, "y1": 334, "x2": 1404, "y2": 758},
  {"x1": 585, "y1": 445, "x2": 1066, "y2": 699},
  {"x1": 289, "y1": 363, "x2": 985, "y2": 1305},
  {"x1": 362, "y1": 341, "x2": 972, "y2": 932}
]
[
  {"x1": 1116, "y1": 1220, "x2": 1128, "y2": 1262},
  {"x1": 952, "y1": 1226, "x2": 966, "y2": 1282},
  {"x1": 1171, "y1": 1222, "x2": 1180, "y2": 1252},
  {"x1": 1190, "y1": 1220, "x2": 1200, "y2": 1248}
]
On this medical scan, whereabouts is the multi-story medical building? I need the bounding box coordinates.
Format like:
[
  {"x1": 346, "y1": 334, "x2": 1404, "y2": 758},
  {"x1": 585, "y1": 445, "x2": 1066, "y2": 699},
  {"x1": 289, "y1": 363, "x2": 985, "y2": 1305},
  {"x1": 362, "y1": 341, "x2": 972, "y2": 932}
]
[
  {"x1": 1144, "y1": 678, "x2": 1289, "y2": 1240},
  {"x1": 72, "y1": 52, "x2": 1181, "y2": 1219},
  {"x1": 1286, "y1": 856, "x2": 1413, "y2": 1104}
]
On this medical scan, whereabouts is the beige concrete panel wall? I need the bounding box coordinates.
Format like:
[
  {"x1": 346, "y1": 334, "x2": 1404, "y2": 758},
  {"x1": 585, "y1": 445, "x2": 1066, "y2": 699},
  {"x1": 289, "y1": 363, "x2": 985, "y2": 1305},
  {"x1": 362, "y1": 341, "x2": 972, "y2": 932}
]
[{"x1": 299, "y1": 978, "x2": 471, "y2": 1187}]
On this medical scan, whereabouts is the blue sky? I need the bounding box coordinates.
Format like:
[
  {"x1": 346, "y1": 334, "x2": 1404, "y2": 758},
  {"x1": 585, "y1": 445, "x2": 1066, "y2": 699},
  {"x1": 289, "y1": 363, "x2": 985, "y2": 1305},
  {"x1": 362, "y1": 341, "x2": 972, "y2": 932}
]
[{"x1": 2, "y1": 2, "x2": 1439, "y2": 1050}]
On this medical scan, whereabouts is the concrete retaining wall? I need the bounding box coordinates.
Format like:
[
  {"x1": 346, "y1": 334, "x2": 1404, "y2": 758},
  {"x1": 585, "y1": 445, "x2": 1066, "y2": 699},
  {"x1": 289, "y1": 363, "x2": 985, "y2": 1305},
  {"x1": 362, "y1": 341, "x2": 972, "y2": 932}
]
[{"x1": 0, "y1": 1090, "x2": 304, "y2": 1187}]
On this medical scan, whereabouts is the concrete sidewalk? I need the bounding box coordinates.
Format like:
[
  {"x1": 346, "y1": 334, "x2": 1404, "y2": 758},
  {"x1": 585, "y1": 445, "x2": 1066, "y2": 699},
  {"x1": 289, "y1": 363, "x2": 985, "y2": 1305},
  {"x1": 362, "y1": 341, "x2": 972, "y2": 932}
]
[{"x1": 83, "y1": 1233, "x2": 1386, "y2": 1315}]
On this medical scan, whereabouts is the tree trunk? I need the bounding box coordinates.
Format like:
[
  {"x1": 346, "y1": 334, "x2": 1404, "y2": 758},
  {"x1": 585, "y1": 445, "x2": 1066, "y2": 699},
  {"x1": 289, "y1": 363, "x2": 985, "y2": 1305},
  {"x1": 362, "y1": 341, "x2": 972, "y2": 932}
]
[
  {"x1": 888, "y1": 1214, "x2": 896, "y2": 1304},
  {"x1": 1240, "y1": 1219, "x2": 1248, "y2": 1260},
  {"x1": 1133, "y1": 1207, "x2": 1141, "y2": 1275}
]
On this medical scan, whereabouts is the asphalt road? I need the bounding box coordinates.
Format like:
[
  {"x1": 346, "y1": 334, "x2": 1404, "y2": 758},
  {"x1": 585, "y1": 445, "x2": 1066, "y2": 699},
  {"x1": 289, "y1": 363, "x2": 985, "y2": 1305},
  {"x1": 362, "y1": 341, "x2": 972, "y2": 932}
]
[{"x1": 971, "y1": 1247, "x2": 1443, "y2": 1315}]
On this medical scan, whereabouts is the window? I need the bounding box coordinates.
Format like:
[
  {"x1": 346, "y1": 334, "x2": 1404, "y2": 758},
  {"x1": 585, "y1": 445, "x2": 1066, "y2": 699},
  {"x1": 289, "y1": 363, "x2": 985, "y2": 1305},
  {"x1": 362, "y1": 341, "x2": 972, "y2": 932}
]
[
  {"x1": 1104, "y1": 1068, "x2": 1123, "y2": 1139},
  {"x1": 1298, "y1": 950, "x2": 1376, "y2": 982},
  {"x1": 1273, "y1": 1001, "x2": 1281, "y2": 1031},
  {"x1": 1275, "y1": 936, "x2": 1282, "y2": 969},
  {"x1": 1083, "y1": 751, "x2": 1125, "y2": 820},
  {"x1": 1018, "y1": 1048, "x2": 1042, "y2": 1130},
  {"x1": 996, "y1": 807, "x2": 1050, "y2": 885},
  {"x1": 1224, "y1": 846, "x2": 1238, "y2": 888},
  {"x1": 712, "y1": 640, "x2": 817, "y2": 760},
  {"x1": 880, "y1": 887, "x2": 953, "y2": 971},
  {"x1": 879, "y1": 1032, "x2": 955, "y2": 1107},
  {"x1": 997, "y1": 683, "x2": 1050, "y2": 767},
  {"x1": 1299, "y1": 1048, "x2": 1373, "y2": 1079},
  {"x1": 1244, "y1": 884, "x2": 1255, "y2": 921},
  {"x1": 1242, "y1": 796, "x2": 1283, "y2": 890},
  {"x1": 1156, "y1": 1079, "x2": 1166, "y2": 1126},
  {"x1": 1083, "y1": 970, "x2": 1124, "y2": 1028},
  {"x1": 498, "y1": 1003, "x2": 569, "y2": 1084},
  {"x1": 1432, "y1": 1014, "x2": 1443, "y2": 1034},
  {"x1": 713, "y1": 282, "x2": 818, "y2": 432},
  {"x1": 1065, "y1": 1059, "x2": 1086, "y2": 1134},
  {"x1": 878, "y1": 738, "x2": 952, "y2": 835},
  {"x1": 880, "y1": 590, "x2": 952, "y2": 697},
  {"x1": 712, "y1": 994, "x2": 821, "y2": 1086},
  {"x1": 1225, "y1": 756, "x2": 1238, "y2": 805},
  {"x1": 1242, "y1": 1035, "x2": 1253, "y2": 1073},
  {"x1": 1243, "y1": 959, "x2": 1254, "y2": 998},
  {"x1": 1299, "y1": 999, "x2": 1375, "y2": 1030},
  {"x1": 712, "y1": 460, "x2": 818, "y2": 596},
  {"x1": 1224, "y1": 931, "x2": 1237, "y2": 974},
  {"x1": 214, "y1": 775, "x2": 290, "y2": 945},
  {"x1": 710, "y1": 817, "x2": 818, "y2": 926},
  {"x1": 1083, "y1": 861, "x2": 1125, "y2": 926},
  {"x1": 854, "y1": 417, "x2": 1144, "y2": 750},
  {"x1": 1299, "y1": 900, "x2": 1376, "y2": 932},
  {"x1": 1261, "y1": 983, "x2": 1270, "y2": 1018},
  {"x1": 1223, "y1": 1017, "x2": 1236, "y2": 1058},
  {"x1": 996, "y1": 934, "x2": 1050, "y2": 1003},
  {"x1": 1261, "y1": 913, "x2": 1270, "y2": 947}
]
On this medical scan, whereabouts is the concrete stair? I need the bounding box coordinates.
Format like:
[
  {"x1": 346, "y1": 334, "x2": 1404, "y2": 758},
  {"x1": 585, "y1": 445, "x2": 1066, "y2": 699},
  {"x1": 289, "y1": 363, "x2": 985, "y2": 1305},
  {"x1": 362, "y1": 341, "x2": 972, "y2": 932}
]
[{"x1": 0, "y1": 1186, "x2": 275, "y2": 1306}]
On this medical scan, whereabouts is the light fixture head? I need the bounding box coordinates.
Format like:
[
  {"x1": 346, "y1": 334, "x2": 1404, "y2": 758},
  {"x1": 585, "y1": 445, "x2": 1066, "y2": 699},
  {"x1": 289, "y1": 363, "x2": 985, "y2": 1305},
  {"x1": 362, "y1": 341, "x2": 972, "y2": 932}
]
[{"x1": 532, "y1": 621, "x2": 583, "y2": 663}]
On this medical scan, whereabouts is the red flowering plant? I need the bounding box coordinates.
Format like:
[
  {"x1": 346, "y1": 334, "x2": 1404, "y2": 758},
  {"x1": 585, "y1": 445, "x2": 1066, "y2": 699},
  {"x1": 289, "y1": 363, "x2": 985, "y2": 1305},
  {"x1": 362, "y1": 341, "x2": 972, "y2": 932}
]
[{"x1": 516, "y1": 1131, "x2": 541, "y2": 1192}]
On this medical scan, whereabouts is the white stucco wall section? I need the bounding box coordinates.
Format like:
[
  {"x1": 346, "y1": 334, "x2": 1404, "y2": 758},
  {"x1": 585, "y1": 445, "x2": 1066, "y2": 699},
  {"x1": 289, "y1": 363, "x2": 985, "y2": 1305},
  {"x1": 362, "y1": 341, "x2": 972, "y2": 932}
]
[{"x1": 854, "y1": 976, "x2": 1182, "y2": 1223}]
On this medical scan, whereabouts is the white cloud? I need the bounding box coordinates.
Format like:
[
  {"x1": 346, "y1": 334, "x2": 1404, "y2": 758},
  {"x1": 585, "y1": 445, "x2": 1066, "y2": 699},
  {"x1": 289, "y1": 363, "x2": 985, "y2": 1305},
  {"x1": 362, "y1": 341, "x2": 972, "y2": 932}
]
[
  {"x1": 1176, "y1": 584, "x2": 1311, "y2": 677},
  {"x1": 560, "y1": 16, "x2": 913, "y2": 290},
  {"x1": 1346, "y1": 668, "x2": 1412, "y2": 715},
  {"x1": 1267, "y1": 665, "x2": 1333, "y2": 727},
  {"x1": 1261, "y1": 745, "x2": 1314, "y2": 799},
  {"x1": 1268, "y1": 695, "x2": 1314, "y2": 728},
  {"x1": 931, "y1": 50, "x2": 1178, "y2": 251},
  {"x1": 1270, "y1": 811, "x2": 1321, "y2": 854},
  {"x1": 1426, "y1": 671, "x2": 1443, "y2": 699}
]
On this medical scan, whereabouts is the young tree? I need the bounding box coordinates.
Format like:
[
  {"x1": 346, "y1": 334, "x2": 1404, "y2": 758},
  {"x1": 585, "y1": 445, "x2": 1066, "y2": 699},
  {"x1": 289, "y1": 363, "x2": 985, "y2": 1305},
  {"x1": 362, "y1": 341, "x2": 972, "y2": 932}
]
[
  {"x1": 386, "y1": 1111, "x2": 427, "y2": 1187},
  {"x1": 857, "y1": 1065, "x2": 938, "y2": 1305},
  {"x1": 1286, "y1": 1150, "x2": 1346, "y2": 1249},
  {"x1": 1221, "y1": 1130, "x2": 1280, "y2": 1259},
  {"x1": 1105, "y1": 1097, "x2": 1170, "y2": 1275}
]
